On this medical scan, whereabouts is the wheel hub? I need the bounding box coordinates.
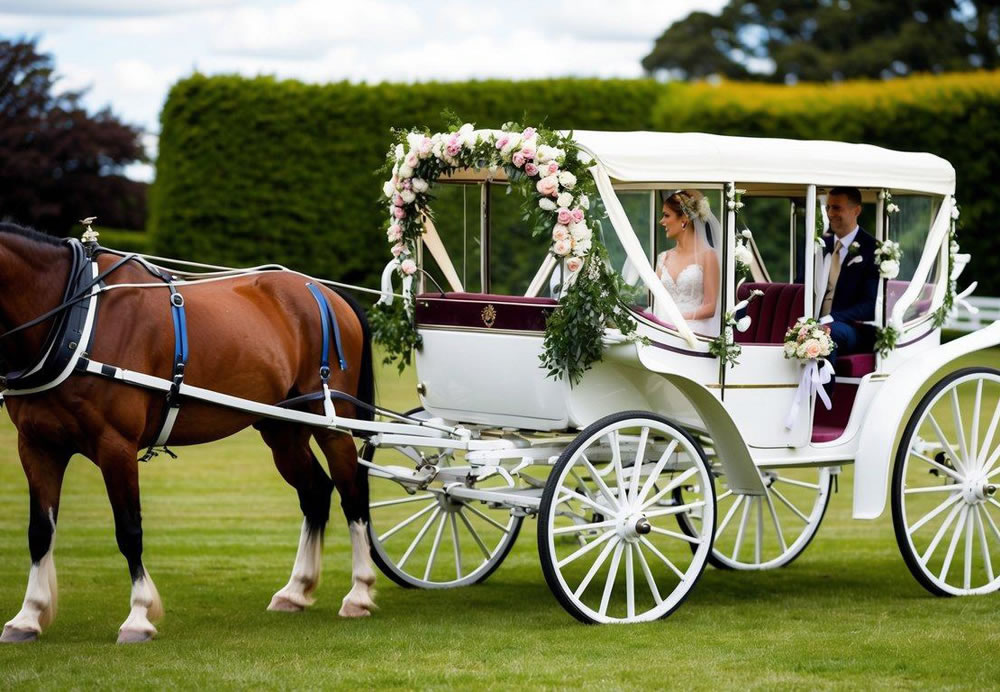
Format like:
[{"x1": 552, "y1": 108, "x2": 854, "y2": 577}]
[
  {"x1": 616, "y1": 514, "x2": 650, "y2": 543},
  {"x1": 961, "y1": 475, "x2": 997, "y2": 504}
]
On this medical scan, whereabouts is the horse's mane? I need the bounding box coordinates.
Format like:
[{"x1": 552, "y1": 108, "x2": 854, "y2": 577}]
[{"x1": 0, "y1": 221, "x2": 65, "y2": 247}]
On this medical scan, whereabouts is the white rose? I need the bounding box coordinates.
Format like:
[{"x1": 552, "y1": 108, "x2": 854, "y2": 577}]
[
  {"x1": 573, "y1": 237, "x2": 592, "y2": 255},
  {"x1": 404, "y1": 151, "x2": 419, "y2": 168},
  {"x1": 552, "y1": 224, "x2": 569, "y2": 241},
  {"x1": 406, "y1": 132, "x2": 424, "y2": 151},
  {"x1": 536, "y1": 145, "x2": 555, "y2": 163},
  {"x1": 400, "y1": 259, "x2": 417, "y2": 275},
  {"x1": 383, "y1": 180, "x2": 395, "y2": 198},
  {"x1": 557, "y1": 191, "x2": 574, "y2": 208},
  {"x1": 557, "y1": 171, "x2": 577, "y2": 189},
  {"x1": 502, "y1": 132, "x2": 522, "y2": 153},
  {"x1": 736, "y1": 316, "x2": 752, "y2": 332},
  {"x1": 796, "y1": 343, "x2": 808, "y2": 359},
  {"x1": 552, "y1": 238, "x2": 572, "y2": 256},
  {"x1": 394, "y1": 143, "x2": 404, "y2": 159},
  {"x1": 539, "y1": 198, "x2": 557, "y2": 211},
  {"x1": 398, "y1": 164, "x2": 413, "y2": 179},
  {"x1": 734, "y1": 244, "x2": 753, "y2": 265},
  {"x1": 951, "y1": 205, "x2": 960, "y2": 220},
  {"x1": 880, "y1": 259, "x2": 900, "y2": 278},
  {"x1": 401, "y1": 189, "x2": 416, "y2": 204},
  {"x1": 569, "y1": 222, "x2": 591, "y2": 241},
  {"x1": 578, "y1": 194, "x2": 590, "y2": 210},
  {"x1": 458, "y1": 123, "x2": 475, "y2": 144},
  {"x1": 412, "y1": 178, "x2": 429, "y2": 193},
  {"x1": 783, "y1": 341, "x2": 797, "y2": 358},
  {"x1": 551, "y1": 147, "x2": 566, "y2": 162}
]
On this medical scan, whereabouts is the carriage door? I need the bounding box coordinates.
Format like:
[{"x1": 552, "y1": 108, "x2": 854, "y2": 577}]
[{"x1": 722, "y1": 184, "x2": 814, "y2": 448}]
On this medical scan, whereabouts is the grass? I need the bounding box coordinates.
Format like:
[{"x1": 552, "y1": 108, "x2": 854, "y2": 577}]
[{"x1": 1, "y1": 349, "x2": 1000, "y2": 689}]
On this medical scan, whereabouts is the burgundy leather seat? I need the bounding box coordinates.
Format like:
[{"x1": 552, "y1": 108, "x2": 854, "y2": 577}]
[{"x1": 734, "y1": 283, "x2": 805, "y2": 344}]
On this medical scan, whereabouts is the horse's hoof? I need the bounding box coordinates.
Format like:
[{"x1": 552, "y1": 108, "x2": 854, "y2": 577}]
[
  {"x1": 117, "y1": 629, "x2": 154, "y2": 644},
  {"x1": 267, "y1": 595, "x2": 305, "y2": 612},
  {"x1": 338, "y1": 601, "x2": 373, "y2": 618},
  {"x1": 0, "y1": 625, "x2": 38, "y2": 643}
]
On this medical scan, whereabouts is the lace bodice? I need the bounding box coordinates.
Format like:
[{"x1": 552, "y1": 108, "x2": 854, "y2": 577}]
[{"x1": 658, "y1": 254, "x2": 704, "y2": 314}]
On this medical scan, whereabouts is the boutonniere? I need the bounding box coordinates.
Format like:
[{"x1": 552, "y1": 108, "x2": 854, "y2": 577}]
[
  {"x1": 846, "y1": 255, "x2": 863, "y2": 267},
  {"x1": 848, "y1": 241, "x2": 861, "y2": 256}
]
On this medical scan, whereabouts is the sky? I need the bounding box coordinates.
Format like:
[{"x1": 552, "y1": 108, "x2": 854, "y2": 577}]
[{"x1": 0, "y1": 0, "x2": 728, "y2": 180}]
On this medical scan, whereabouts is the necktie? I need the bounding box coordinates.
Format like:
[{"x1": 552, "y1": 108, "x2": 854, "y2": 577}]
[{"x1": 821, "y1": 239, "x2": 843, "y2": 317}]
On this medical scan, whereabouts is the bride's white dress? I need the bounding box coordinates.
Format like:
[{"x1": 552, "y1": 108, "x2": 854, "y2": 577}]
[{"x1": 656, "y1": 253, "x2": 716, "y2": 335}]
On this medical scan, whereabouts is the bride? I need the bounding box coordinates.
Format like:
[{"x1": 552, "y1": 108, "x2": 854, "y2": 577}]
[{"x1": 654, "y1": 190, "x2": 720, "y2": 336}]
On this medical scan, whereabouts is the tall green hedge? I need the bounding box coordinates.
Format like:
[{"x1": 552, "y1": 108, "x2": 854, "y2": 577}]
[
  {"x1": 652, "y1": 71, "x2": 1000, "y2": 293},
  {"x1": 149, "y1": 76, "x2": 665, "y2": 291},
  {"x1": 150, "y1": 71, "x2": 1000, "y2": 296}
]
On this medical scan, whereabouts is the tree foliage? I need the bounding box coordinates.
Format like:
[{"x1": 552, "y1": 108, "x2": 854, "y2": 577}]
[
  {"x1": 0, "y1": 36, "x2": 147, "y2": 233},
  {"x1": 642, "y1": 1, "x2": 1000, "y2": 83}
]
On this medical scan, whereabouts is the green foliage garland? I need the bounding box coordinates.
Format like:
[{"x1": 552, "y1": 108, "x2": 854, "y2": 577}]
[{"x1": 874, "y1": 324, "x2": 901, "y2": 358}]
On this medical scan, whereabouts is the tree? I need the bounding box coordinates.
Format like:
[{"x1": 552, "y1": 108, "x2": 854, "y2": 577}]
[
  {"x1": 642, "y1": 1, "x2": 1000, "y2": 83},
  {"x1": 0, "y1": 36, "x2": 147, "y2": 234}
]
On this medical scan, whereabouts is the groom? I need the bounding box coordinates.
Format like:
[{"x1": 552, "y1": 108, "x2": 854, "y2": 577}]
[{"x1": 816, "y1": 187, "x2": 879, "y2": 367}]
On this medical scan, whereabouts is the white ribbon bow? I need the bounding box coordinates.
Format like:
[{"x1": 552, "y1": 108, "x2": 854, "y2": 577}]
[
  {"x1": 377, "y1": 259, "x2": 413, "y2": 306},
  {"x1": 785, "y1": 358, "x2": 834, "y2": 430}
]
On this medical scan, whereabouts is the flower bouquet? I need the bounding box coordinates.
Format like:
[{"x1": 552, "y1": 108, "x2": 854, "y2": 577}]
[{"x1": 782, "y1": 317, "x2": 835, "y2": 428}]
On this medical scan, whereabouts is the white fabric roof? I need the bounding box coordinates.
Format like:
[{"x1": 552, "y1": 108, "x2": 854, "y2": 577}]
[{"x1": 571, "y1": 131, "x2": 955, "y2": 195}]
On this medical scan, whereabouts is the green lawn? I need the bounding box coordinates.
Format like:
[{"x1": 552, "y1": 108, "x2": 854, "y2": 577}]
[{"x1": 1, "y1": 349, "x2": 999, "y2": 689}]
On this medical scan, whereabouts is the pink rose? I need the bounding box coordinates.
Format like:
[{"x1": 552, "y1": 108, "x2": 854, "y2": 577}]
[
  {"x1": 404, "y1": 151, "x2": 418, "y2": 168},
  {"x1": 393, "y1": 206, "x2": 406, "y2": 220},
  {"x1": 552, "y1": 224, "x2": 569, "y2": 241},
  {"x1": 495, "y1": 134, "x2": 509, "y2": 151},
  {"x1": 804, "y1": 340, "x2": 822, "y2": 359},
  {"x1": 512, "y1": 152, "x2": 525, "y2": 168},
  {"x1": 520, "y1": 145, "x2": 535, "y2": 160},
  {"x1": 402, "y1": 179, "x2": 411, "y2": 190},
  {"x1": 419, "y1": 137, "x2": 432, "y2": 155},
  {"x1": 390, "y1": 242, "x2": 405, "y2": 257},
  {"x1": 546, "y1": 161, "x2": 559, "y2": 175},
  {"x1": 552, "y1": 238, "x2": 572, "y2": 256},
  {"x1": 571, "y1": 208, "x2": 584, "y2": 224},
  {"x1": 393, "y1": 193, "x2": 404, "y2": 207},
  {"x1": 566, "y1": 256, "x2": 583, "y2": 273},
  {"x1": 387, "y1": 224, "x2": 402, "y2": 242},
  {"x1": 524, "y1": 162, "x2": 539, "y2": 176},
  {"x1": 446, "y1": 135, "x2": 461, "y2": 157},
  {"x1": 522, "y1": 127, "x2": 536, "y2": 140},
  {"x1": 557, "y1": 208, "x2": 573, "y2": 225},
  {"x1": 536, "y1": 175, "x2": 559, "y2": 197},
  {"x1": 400, "y1": 259, "x2": 417, "y2": 275}
]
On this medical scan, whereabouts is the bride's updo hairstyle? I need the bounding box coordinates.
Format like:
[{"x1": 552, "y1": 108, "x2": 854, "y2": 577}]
[{"x1": 660, "y1": 189, "x2": 708, "y2": 226}]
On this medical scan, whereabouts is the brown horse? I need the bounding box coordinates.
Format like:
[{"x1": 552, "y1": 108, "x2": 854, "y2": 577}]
[{"x1": 0, "y1": 222, "x2": 377, "y2": 643}]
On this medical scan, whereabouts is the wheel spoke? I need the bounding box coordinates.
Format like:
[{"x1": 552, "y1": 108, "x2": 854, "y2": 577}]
[
  {"x1": 465, "y1": 504, "x2": 512, "y2": 533},
  {"x1": 636, "y1": 440, "x2": 679, "y2": 506},
  {"x1": 640, "y1": 466, "x2": 699, "y2": 511},
  {"x1": 573, "y1": 535, "x2": 620, "y2": 599},
  {"x1": 634, "y1": 541, "x2": 663, "y2": 604},
  {"x1": 450, "y1": 513, "x2": 463, "y2": 579},
  {"x1": 458, "y1": 509, "x2": 492, "y2": 561},
  {"x1": 907, "y1": 492, "x2": 962, "y2": 535},
  {"x1": 928, "y1": 412, "x2": 968, "y2": 476},
  {"x1": 557, "y1": 529, "x2": 615, "y2": 569},
  {"x1": 378, "y1": 501, "x2": 437, "y2": 543},
  {"x1": 553, "y1": 519, "x2": 618, "y2": 535},
  {"x1": 982, "y1": 503, "x2": 1000, "y2": 545},
  {"x1": 770, "y1": 486, "x2": 810, "y2": 523},
  {"x1": 975, "y1": 506, "x2": 995, "y2": 583},
  {"x1": 971, "y1": 380, "x2": 983, "y2": 470},
  {"x1": 716, "y1": 489, "x2": 734, "y2": 502},
  {"x1": 773, "y1": 476, "x2": 821, "y2": 490},
  {"x1": 639, "y1": 536, "x2": 685, "y2": 579},
  {"x1": 951, "y1": 388, "x2": 972, "y2": 471},
  {"x1": 910, "y1": 450, "x2": 964, "y2": 483},
  {"x1": 627, "y1": 427, "x2": 650, "y2": 507},
  {"x1": 643, "y1": 500, "x2": 706, "y2": 519},
  {"x1": 371, "y1": 493, "x2": 436, "y2": 509},
  {"x1": 581, "y1": 456, "x2": 621, "y2": 511},
  {"x1": 919, "y1": 501, "x2": 963, "y2": 566},
  {"x1": 598, "y1": 542, "x2": 624, "y2": 617},
  {"x1": 625, "y1": 545, "x2": 636, "y2": 620},
  {"x1": 964, "y1": 504, "x2": 975, "y2": 590},
  {"x1": 765, "y1": 490, "x2": 788, "y2": 553},
  {"x1": 398, "y1": 506, "x2": 442, "y2": 569},
  {"x1": 732, "y1": 497, "x2": 753, "y2": 561},
  {"x1": 977, "y1": 398, "x2": 1000, "y2": 468},
  {"x1": 422, "y1": 513, "x2": 448, "y2": 581},
  {"x1": 556, "y1": 488, "x2": 616, "y2": 516},
  {"x1": 904, "y1": 485, "x2": 962, "y2": 495},
  {"x1": 716, "y1": 494, "x2": 745, "y2": 535},
  {"x1": 610, "y1": 430, "x2": 627, "y2": 500},
  {"x1": 755, "y1": 497, "x2": 764, "y2": 564},
  {"x1": 938, "y1": 505, "x2": 969, "y2": 582},
  {"x1": 648, "y1": 525, "x2": 702, "y2": 545}
]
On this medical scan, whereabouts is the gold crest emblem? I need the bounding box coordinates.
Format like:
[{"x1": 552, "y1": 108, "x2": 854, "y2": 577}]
[{"x1": 481, "y1": 304, "x2": 497, "y2": 328}]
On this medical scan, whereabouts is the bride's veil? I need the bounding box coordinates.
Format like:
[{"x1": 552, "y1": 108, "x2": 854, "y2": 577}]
[{"x1": 691, "y1": 201, "x2": 723, "y2": 337}]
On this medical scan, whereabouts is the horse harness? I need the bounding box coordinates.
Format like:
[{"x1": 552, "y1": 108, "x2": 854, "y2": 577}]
[{"x1": 0, "y1": 239, "x2": 348, "y2": 462}]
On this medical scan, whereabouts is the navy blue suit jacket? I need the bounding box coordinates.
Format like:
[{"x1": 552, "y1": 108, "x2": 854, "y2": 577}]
[{"x1": 823, "y1": 228, "x2": 879, "y2": 325}]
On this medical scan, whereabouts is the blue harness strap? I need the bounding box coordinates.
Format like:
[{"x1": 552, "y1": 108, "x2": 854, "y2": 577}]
[{"x1": 306, "y1": 283, "x2": 347, "y2": 379}]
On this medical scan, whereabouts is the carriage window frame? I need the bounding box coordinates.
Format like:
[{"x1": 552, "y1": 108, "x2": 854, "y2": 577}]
[{"x1": 882, "y1": 189, "x2": 946, "y2": 328}]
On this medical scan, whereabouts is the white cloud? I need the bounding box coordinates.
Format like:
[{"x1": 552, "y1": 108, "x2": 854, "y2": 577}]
[{"x1": 0, "y1": 0, "x2": 240, "y2": 17}]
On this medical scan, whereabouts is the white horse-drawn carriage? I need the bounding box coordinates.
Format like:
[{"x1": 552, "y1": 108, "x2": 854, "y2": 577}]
[{"x1": 363, "y1": 130, "x2": 1000, "y2": 623}]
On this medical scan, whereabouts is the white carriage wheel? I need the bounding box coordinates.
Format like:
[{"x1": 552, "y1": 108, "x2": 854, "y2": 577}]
[
  {"x1": 675, "y1": 467, "x2": 834, "y2": 570},
  {"x1": 537, "y1": 411, "x2": 715, "y2": 624},
  {"x1": 893, "y1": 367, "x2": 1000, "y2": 597},
  {"x1": 366, "y1": 410, "x2": 522, "y2": 589}
]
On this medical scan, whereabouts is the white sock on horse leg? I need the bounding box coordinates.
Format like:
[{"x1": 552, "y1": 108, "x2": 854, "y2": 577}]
[
  {"x1": 268, "y1": 518, "x2": 323, "y2": 611},
  {"x1": 339, "y1": 520, "x2": 376, "y2": 617},
  {"x1": 118, "y1": 569, "x2": 161, "y2": 639},
  {"x1": 3, "y1": 513, "x2": 57, "y2": 636}
]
